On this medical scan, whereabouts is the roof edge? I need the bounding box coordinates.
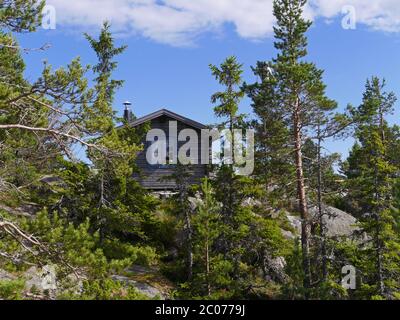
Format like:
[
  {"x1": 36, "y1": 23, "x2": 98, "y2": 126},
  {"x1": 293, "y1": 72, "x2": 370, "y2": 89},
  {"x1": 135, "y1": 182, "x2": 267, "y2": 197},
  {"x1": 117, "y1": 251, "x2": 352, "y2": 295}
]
[{"x1": 128, "y1": 108, "x2": 207, "y2": 130}]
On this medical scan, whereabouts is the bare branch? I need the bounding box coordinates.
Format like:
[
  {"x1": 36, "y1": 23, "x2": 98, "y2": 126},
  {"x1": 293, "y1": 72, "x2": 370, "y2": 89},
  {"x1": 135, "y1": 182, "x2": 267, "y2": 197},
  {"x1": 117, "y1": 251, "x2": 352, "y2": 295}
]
[
  {"x1": 0, "y1": 42, "x2": 51, "y2": 53},
  {"x1": 0, "y1": 219, "x2": 82, "y2": 278},
  {"x1": 0, "y1": 123, "x2": 102, "y2": 152}
]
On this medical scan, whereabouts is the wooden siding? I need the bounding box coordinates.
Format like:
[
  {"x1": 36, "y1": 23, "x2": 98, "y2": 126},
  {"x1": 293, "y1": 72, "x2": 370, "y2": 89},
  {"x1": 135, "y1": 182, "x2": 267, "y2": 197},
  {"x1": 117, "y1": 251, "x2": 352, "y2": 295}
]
[{"x1": 134, "y1": 115, "x2": 209, "y2": 190}]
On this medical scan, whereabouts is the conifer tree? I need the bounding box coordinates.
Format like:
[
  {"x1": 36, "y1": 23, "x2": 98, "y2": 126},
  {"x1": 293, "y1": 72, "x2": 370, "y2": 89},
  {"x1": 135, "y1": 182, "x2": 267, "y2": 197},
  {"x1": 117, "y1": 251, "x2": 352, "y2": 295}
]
[
  {"x1": 244, "y1": 61, "x2": 294, "y2": 203},
  {"x1": 0, "y1": 0, "x2": 44, "y2": 32},
  {"x1": 344, "y1": 77, "x2": 400, "y2": 299},
  {"x1": 77, "y1": 23, "x2": 160, "y2": 250},
  {"x1": 1, "y1": 14, "x2": 159, "y2": 292},
  {"x1": 209, "y1": 57, "x2": 288, "y2": 297},
  {"x1": 248, "y1": 0, "x2": 337, "y2": 293},
  {"x1": 166, "y1": 163, "x2": 195, "y2": 281},
  {"x1": 191, "y1": 179, "x2": 224, "y2": 297},
  {"x1": 209, "y1": 56, "x2": 249, "y2": 279}
]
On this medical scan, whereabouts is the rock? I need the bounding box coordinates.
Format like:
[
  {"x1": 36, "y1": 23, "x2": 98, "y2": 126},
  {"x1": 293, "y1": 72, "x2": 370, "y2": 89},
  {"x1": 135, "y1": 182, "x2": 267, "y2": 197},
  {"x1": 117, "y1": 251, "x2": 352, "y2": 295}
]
[
  {"x1": 281, "y1": 229, "x2": 295, "y2": 240},
  {"x1": 309, "y1": 206, "x2": 359, "y2": 238},
  {"x1": 152, "y1": 191, "x2": 178, "y2": 199},
  {"x1": 111, "y1": 275, "x2": 165, "y2": 299},
  {"x1": 188, "y1": 196, "x2": 201, "y2": 211},
  {"x1": 286, "y1": 215, "x2": 302, "y2": 234},
  {"x1": 0, "y1": 269, "x2": 16, "y2": 281},
  {"x1": 262, "y1": 253, "x2": 288, "y2": 284},
  {"x1": 112, "y1": 264, "x2": 174, "y2": 300},
  {"x1": 24, "y1": 265, "x2": 57, "y2": 294},
  {"x1": 242, "y1": 197, "x2": 263, "y2": 207},
  {"x1": 1, "y1": 266, "x2": 83, "y2": 299},
  {"x1": 0, "y1": 203, "x2": 37, "y2": 218},
  {"x1": 284, "y1": 206, "x2": 359, "y2": 238}
]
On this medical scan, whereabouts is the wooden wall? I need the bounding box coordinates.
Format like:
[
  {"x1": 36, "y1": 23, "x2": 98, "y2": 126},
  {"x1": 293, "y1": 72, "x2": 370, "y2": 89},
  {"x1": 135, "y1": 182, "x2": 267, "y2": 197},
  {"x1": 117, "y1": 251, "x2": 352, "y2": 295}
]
[{"x1": 134, "y1": 115, "x2": 208, "y2": 190}]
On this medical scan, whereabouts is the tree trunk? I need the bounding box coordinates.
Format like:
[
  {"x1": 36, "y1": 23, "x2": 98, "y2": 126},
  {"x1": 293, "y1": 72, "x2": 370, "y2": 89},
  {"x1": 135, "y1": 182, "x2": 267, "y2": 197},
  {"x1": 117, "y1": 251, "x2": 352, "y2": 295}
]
[
  {"x1": 205, "y1": 230, "x2": 211, "y2": 296},
  {"x1": 374, "y1": 113, "x2": 385, "y2": 297},
  {"x1": 99, "y1": 171, "x2": 106, "y2": 244},
  {"x1": 179, "y1": 177, "x2": 193, "y2": 281},
  {"x1": 293, "y1": 99, "x2": 312, "y2": 293},
  {"x1": 376, "y1": 233, "x2": 385, "y2": 296},
  {"x1": 317, "y1": 129, "x2": 328, "y2": 281},
  {"x1": 184, "y1": 209, "x2": 193, "y2": 281}
]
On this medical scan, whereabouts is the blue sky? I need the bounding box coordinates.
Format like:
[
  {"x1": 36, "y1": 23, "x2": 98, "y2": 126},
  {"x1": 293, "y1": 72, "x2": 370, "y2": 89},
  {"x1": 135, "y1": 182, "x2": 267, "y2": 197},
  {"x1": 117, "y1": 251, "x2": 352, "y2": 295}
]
[{"x1": 16, "y1": 0, "x2": 400, "y2": 159}]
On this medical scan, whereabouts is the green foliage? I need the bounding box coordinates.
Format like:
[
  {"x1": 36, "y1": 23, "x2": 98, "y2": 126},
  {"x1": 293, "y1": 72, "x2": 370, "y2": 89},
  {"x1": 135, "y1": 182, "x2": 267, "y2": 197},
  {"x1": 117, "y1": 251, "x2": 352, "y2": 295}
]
[
  {"x1": 0, "y1": 17, "x2": 162, "y2": 300},
  {"x1": 0, "y1": 279, "x2": 25, "y2": 300},
  {"x1": 210, "y1": 56, "x2": 245, "y2": 122},
  {"x1": 0, "y1": 0, "x2": 45, "y2": 32},
  {"x1": 59, "y1": 278, "x2": 150, "y2": 300},
  {"x1": 343, "y1": 77, "x2": 400, "y2": 299},
  {"x1": 189, "y1": 179, "x2": 230, "y2": 298},
  {"x1": 2, "y1": 0, "x2": 400, "y2": 301}
]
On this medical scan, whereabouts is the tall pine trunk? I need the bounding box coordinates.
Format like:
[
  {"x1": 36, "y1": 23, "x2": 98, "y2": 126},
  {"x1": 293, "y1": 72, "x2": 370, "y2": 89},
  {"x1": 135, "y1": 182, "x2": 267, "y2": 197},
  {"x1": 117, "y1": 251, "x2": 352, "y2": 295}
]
[{"x1": 293, "y1": 99, "x2": 312, "y2": 292}]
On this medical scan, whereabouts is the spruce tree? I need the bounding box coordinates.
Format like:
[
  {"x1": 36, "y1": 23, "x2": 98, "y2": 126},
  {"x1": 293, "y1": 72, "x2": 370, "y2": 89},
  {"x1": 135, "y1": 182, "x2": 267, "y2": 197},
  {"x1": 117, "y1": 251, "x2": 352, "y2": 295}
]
[
  {"x1": 244, "y1": 61, "x2": 294, "y2": 204},
  {"x1": 209, "y1": 56, "x2": 249, "y2": 280},
  {"x1": 209, "y1": 57, "x2": 288, "y2": 297},
  {"x1": 344, "y1": 77, "x2": 400, "y2": 299}
]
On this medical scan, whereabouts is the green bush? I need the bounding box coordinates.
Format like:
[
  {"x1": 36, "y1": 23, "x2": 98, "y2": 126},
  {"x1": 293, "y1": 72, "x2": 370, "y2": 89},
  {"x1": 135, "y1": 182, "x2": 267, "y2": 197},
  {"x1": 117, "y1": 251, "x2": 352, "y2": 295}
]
[{"x1": 0, "y1": 279, "x2": 25, "y2": 300}]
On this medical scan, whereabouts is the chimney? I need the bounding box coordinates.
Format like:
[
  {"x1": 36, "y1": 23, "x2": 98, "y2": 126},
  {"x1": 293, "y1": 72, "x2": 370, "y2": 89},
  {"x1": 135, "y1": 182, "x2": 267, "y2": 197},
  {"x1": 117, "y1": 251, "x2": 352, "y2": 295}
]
[{"x1": 123, "y1": 101, "x2": 133, "y2": 123}]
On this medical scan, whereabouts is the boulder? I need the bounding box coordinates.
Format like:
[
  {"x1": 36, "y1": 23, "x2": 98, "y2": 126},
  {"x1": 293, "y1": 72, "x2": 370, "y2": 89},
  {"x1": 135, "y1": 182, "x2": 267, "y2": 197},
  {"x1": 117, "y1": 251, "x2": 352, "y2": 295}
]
[
  {"x1": 24, "y1": 265, "x2": 57, "y2": 293},
  {"x1": 112, "y1": 275, "x2": 165, "y2": 299},
  {"x1": 285, "y1": 206, "x2": 359, "y2": 238},
  {"x1": 112, "y1": 264, "x2": 174, "y2": 300},
  {"x1": 309, "y1": 206, "x2": 359, "y2": 238}
]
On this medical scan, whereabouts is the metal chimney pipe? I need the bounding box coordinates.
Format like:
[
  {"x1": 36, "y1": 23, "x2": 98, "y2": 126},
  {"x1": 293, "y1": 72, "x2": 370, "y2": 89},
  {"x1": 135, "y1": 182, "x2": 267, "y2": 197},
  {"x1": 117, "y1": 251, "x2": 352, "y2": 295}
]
[{"x1": 123, "y1": 101, "x2": 132, "y2": 122}]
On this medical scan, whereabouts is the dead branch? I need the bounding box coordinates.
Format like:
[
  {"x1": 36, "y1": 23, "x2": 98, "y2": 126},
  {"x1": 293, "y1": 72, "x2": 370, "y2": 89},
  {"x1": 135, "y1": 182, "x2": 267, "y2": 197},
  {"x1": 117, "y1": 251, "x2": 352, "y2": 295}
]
[
  {"x1": 0, "y1": 219, "x2": 81, "y2": 278},
  {"x1": 0, "y1": 42, "x2": 51, "y2": 53},
  {"x1": 0, "y1": 123, "x2": 103, "y2": 152}
]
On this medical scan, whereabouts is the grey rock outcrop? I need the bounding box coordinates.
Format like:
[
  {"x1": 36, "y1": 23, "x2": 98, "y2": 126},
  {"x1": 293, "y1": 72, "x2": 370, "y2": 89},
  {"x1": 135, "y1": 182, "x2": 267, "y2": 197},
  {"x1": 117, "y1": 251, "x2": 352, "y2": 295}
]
[
  {"x1": 309, "y1": 206, "x2": 359, "y2": 238},
  {"x1": 285, "y1": 206, "x2": 359, "y2": 239},
  {"x1": 112, "y1": 275, "x2": 165, "y2": 299},
  {"x1": 112, "y1": 265, "x2": 174, "y2": 300},
  {"x1": 24, "y1": 265, "x2": 57, "y2": 298}
]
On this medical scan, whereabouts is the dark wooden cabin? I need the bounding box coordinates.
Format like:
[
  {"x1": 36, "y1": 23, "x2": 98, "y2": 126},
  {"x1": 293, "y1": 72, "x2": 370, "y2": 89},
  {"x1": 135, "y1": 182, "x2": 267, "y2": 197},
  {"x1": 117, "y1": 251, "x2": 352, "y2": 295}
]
[{"x1": 128, "y1": 109, "x2": 209, "y2": 190}]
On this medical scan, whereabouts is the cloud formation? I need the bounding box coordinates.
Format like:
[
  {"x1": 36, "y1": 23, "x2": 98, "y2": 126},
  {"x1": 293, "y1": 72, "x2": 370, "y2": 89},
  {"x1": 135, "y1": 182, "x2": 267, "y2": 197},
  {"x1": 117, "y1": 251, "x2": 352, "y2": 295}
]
[
  {"x1": 46, "y1": 0, "x2": 400, "y2": 46},
  {"x1": 311, "y1": 0, "x2": 400, "y2": 32}
]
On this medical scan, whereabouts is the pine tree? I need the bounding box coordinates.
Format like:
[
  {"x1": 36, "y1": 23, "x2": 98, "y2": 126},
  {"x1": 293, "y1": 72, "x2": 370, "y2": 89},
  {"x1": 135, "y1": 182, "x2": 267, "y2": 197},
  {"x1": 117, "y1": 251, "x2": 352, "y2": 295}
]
[
  {"x1": 209, "y1": 57, "x2": 289, "y2": 297},
  {"x1": 83, "y1": 22, "x2": 148, "y2": 244},
  {"x1": 166, "y1": 163, "x2": 195, "y2": 281},
  {"x1": 244, "y1": 61, "x2": 294, "y2": 204},
  {"x1": 344, "y1": 77, "x2": 400, "y2": 299},
  {"x1": 302, "y1": 106, "x2": 352, "y2": 285},
  {"x1": 246, "y1": 0, "x2": 336, "y2": 294},
  {"x1": 191, "y1": 179, "x2": 222, "y2": 297},
  {"x1": 1, "y1": 16, "x2": 159, "y2": 297},
  {"x1": 1, "y1": 0, "x2": 44, "y2": 32}
]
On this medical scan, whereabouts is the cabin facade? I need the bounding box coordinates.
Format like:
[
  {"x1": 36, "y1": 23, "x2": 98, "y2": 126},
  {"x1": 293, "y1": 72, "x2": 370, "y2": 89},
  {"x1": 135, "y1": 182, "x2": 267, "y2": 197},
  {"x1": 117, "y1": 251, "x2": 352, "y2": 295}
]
[{"x1": 128, "y1": 109, "x2": 209, "y2": 190}]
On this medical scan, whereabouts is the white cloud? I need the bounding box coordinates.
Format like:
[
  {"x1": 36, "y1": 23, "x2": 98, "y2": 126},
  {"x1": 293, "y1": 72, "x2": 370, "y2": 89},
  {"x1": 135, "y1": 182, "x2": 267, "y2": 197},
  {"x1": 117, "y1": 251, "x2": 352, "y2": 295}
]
[
  {"x1": 47, "y1": 0, "x2": 400, "y2": 46},
  {"x1": 310, "y1": 0, "x2": 400, "y2": 32}
]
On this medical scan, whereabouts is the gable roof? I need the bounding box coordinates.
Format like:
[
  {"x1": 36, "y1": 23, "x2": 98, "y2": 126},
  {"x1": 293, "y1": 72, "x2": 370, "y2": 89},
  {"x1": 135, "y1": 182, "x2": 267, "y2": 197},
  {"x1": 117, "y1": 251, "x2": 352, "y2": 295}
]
[{"x1": 128, "y1": 108, "x2": 207, "y2": 130}]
